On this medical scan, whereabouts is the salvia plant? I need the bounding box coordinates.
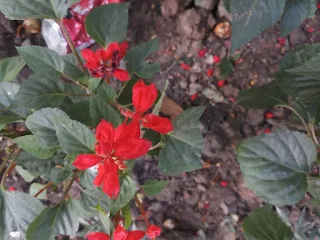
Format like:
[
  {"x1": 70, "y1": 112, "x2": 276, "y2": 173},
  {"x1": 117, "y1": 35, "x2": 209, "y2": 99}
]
[{"x1": 0, "y1": 0, "x2": 320, "y2": 239}]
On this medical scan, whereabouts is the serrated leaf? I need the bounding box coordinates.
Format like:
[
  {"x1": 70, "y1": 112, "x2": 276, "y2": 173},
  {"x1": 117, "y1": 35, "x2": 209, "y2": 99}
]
[
  {"x1": 110, "y1": 176, "x2": 136, "y2": 214},
  {"x1": 15, "y1": 166, "x2": 36, "y2": 183},
  {"x1": 230, "y1": 0, "x2": 285, "y2": 53},
  {"x1": 142, "y1": 180, "x2": 168, "y2": 196},
  {"x1": 0, "y1": 56, "x2": 25, "y2": 82},
  {"x1": 29, "y1": 183, "x2": 47, "y2": 200},
  {"x1": 0, "y1": 82, "x2": 22, "y2": 124},
  {"x1": 26, "y1": 200, "x2": 79, "y2": 240},
  {"x1": 99, "y1": 211, "x2": 112, "y2": 234},
  {"x1": 237, "y1": 81, "x2": 288, "y2": 109},
  {"x1": 238, "y1": 129, "x2": 316, "y2": 206},
  {"x1": 54, "y1": 115, "x2": 95, "y2": 156},
  {"x1": 16, "y1": 74, "x2": 65, "y2": 109},
  {"x1": 0, "y1": 0, "x2": 80, "y2": 20},
  {"x1": 15, "y1": 135, "x2": 56, "y2": 159},
  {"x1": 26, "y1": 108, "x2": 69, "y2": 148},
  {"x1": 63, "y1": 54, "x2": 87, "y2": 82},
  {"x1": 90, "y1": 95, "x2": 121, "y2": 127},
  {"x1": 66, "y1": 101, "x2": 92, "y2": 126},
  {"x1": 159, "y1": 107, "x2": 205, "y2": 176},
  {"x1": 79, "y1": 188, "x2": 110, "y2": 218},
  {"x1": 243, "y1": 205, "x2": 293, "y2": 240},
  {"x1": 122, "y1": 204, "x2": 132, "y2": 229},
  {"x1": 16, "y1": 151, "x2": 67, "y2": 182},
  {"x1": 307, "y1": 177, "x2": 320, "y2": 200},
  {"x1": 96, "y1": 82, "x2": 117, "y2": 103},
  {"x1": 126, "y1": 37, "x2": 160, "y2": 79},
  {"x1": 64, "y1": 83, "x2": 90, "y2": 103},
  {"x1": 85, "y1": 3, "x2": 129, "y2": 46},
  {"x1": 88, "y1": 78, "x2": 102, "y2": 92},
  {"x1": 280, "y1": 0, "x2": 312, "y2": 36},
  {"x1": 0, "y1": 189, "x2": 44, "y2": 239}
]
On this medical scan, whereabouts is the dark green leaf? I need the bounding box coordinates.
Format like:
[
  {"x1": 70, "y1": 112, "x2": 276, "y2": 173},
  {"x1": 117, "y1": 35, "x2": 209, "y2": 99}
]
[
  {"x1": 117, "y1": 78, "x2": 139, "y2": 105},
  {"x1": 223, "y1": 0, "x2": 231, "y2": 12},
  {"x1": 126, "y1": 37, "x2": 160, "y2": 79},
  {"x1": 143, "y1": 130, "x2": 162, "y2": 157},
  {"x1": 159, "y1": 107, "x2": 205, "y2": 176},
  {"x1": 0, "y1": 56, "x2": 25, "y2": 82},
  {"x1": 0, "y1": 0, "x2": 80, "y2": 20},
  {"x1": 122, "y1": 204, "x2": 132, "y2": 229},
  {"x1": 0, "y1": 82, "x2": 22, "y2": 124},
  {"x1": 110, "y1": 176, "x2": 136, "y2": 214},
  {"x1": 79, "y1": 169, "x2": 96, "y2": 190},
  {"x1": 16, "y1": 166, "x2": 36, "y2": 183},
  {"x1": 79, "y1": 189, "x2": 110, "y2": 218},
  {"x1": 26, "y1": 108, "x2": 69, "y2": 148},
  {"x1": 0, "y1": 189, "x2": 44, "y2": 239},
  {"x1": 99, "y1": 211, "x2": 112, "y2": 234},
  {"x1": 54, "y1": 115, "x2": 95, "y2": 155},
  {"x1": 26, "y1": 200, "x2": 79, "y2": 240},
  {"x1": 280, "y1": 0, "x2": 312, "y2": 36},
  {"x1": 243, "y1": 205, "x2": 293, "y2": 240},
  {"x1": 66, "y1": 101, "x2": 92, "y2": 126},
  {"x1": 16, "y1": 74, "x2": 65, "y2": 109},
  {"x1": 15, "y1": 135, "x2": 56, "y2": 159},
  {"x1": 88, "y1": 78, "x2": 102, "y2": 92},
  {"x1": 96, "y1": 82, "x2": 117, "y2": 103},
  {"x1": 230, "y1": 0, "x2": 285, "y2": 52},
  {"x1": 90, "y1": 95, "x2": 121, "y2": 127},
  {"x1": 237, "y1": 81, "x2": 288, "y2": 109},
  {"x1": 291, "y1": 101, "x2": 320, "y2": 124},
  {"x1": 308, "y1": 177, "x2": 320, "y2": 200},
  {"x1": 64, "y1": 83, "x2": 90, "y2": 103},
  {"x1": 217, "y1": 58, "x2": 233, "y2": 80},
  {"x1": 85, "y1": 3, "x2": 129, "y2": 46},
  {"x1": 63, "y1": 54, "x2": 87, "y2": 82},
  {"x1": 238, "y1": 129, "x2": 316, "y2": 205},
  {"x1": 142, "y1": 180, "x2": 168, "y2": 196}
]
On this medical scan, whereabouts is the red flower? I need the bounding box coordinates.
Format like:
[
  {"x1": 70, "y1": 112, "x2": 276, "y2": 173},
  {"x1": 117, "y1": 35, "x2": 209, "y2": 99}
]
[
  {"x1": 82, "y1": 42, "x2": 130, "y2": 82},
  {"x1": 73, "y1": 120, "x2": 151, "y2": 198},
  {"x1": 87, "y1": 225, "x2": 145, "y2": 240},
  {"x1": 213, "y1": 55, "x2": 221, "y2": 64},
  {"x1": 265, "y1": 128, "x2": 271, "y2": 134},
  {"x1": 220, "y1": 181, "x2": 229, "y2": 187},
  {"x1": 277, "y1": 37, "x2": 286, "y2": 45},
  {"x1": 198, "y1": 49, "x2": 207, "y2": 58},
  {"x1": 190, "y1": 93, "x2": 198, "y2": 101},
  {"x1": 307, "y1": 27, "x2": 315, "y2": 33},
  {"x1": 9, "y1": 186, "x2": 16, "y2": 191},
  {"x1": 317, "y1": 3, "x2": 320, "y2": 9},
  {"x1": 207, "y1": 69, "x2": 213, "y2": 77},
  {"x1": 180, "y1": 63, "x2": 191, "y2": 71},
  {"x1": 265, "y1": 112, "x2": 274, "y2": 119},
  {"x1": 217, "y1": 80, "x2": 225, "y2": 88},
  {"x1": 121, "y1": 80, "x2": 174, "y2": 134},
  {"x1": 146, "y1": 225, "x2": 161, "y2": 239}
]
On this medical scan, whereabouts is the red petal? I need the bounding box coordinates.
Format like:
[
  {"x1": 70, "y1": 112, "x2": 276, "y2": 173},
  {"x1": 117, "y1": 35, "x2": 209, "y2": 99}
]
[
  {"x1": 72, "y1": 154, "x2": 103, "y2": 170},
  {"x1": 146, "y1": 225, "x2": 162, "y2": 238},
  {"x1": 213, "y1": 55, "x2": 221, "y2": 64},
  {"x1": 102, "y1": 159, "x2": 120, "y2": 199},
  {"x1": 198, "y1": 49, "x2": 207, "y2": 58},
  {"x1": 180, "y1": 63, "x2": 191, "y2": 71},
  {"x1": 126, "y1": 231, "x2": 145, "y2": 240},
  {"x1": 81, "y1": 48, "x2": 95, "y2": 61},
  {"x1": 86, "y1": 232, "x2": 111, "y2": 240},
  {"x1": 119, "y1": 41, "x2": 129, "y2": 59},
  {"x1": 142, "y1": 114, "x2": 173, "y2": 134},
  {"x1": 114, "y1": 121, "x2": 141, "y2": 143},
  {"x1": 93, "y1": 163, "x2": 105, "y2": 186},
  {"x1": 113, "y1": 69, "x2": 130, "y2": 82},
  {"x1": 96, "y1": 119, "x2": 114, "y2": 143},
  {"x1": 114, "y1": 138, "x2": 152, "y2": 159},
  {"x1": 132, "y1": 80, "x2": 158, "y2": 114},
  {"x1": 113, "y1": 224, "x2": 128, "y2": 240},
  {"x1": 104, "y1": 42, "x2": 120, "y2": 60}
]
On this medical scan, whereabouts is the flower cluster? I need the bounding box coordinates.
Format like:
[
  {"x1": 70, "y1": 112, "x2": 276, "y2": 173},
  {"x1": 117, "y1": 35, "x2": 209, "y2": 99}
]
[
  {"x1": 82, "y1": 42, "x2": 130, "y2": 81},
  {"x1": 86, "y1": 224, "x2": 161, "y2": 240}
]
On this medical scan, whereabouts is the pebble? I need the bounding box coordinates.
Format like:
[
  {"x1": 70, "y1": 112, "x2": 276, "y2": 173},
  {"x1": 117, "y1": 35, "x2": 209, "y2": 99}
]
[
  {"x1": 190, "y1": 73, "x2": 198, "y2": 83},
  {"x1": 180, "y1": 80, "x2": 188, "y2": 89},
  {"x1": 190, "y1": 83, "x2": 203, "y2": 94}
]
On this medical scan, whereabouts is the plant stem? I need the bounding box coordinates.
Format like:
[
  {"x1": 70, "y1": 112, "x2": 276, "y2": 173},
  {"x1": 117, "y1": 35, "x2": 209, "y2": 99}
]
[
  {"x1": 0, "y1": 147, "x2": 15, "y2": 175},
  {"x1": 58, "y1": 21, "x2": 86, "y2": 73},
  {"x1": 62, "y1": 74, "x2": 89, "y2": 91},
  {"x1": 149, "y1": 142, "x2": 164, "y2": 151},
  {"x1": 62, "y1": 172, "x2": 78, "y2": 200},
  {"x1": 0, "y1": 149, "x2": 21, "y2": 187},
  {"x1": 133, "y1": 194, "x2": 150, "y2": 226},
  {"x1": 310, "y1": 123, "x2": 319, "y2": 145},
  {"x1": 117, "y1": 81, "x2": 129, "y2": 98},
  {"x1": 34, "y1": 181, "x2": 54, "y2": 198}
]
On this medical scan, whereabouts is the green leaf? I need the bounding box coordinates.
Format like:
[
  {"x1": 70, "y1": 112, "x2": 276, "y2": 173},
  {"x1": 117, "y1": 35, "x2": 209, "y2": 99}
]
[
  {"x1": 243, "y1": 205, "x2": 293, "y2": 240},
  {"x1": 159, "y1": 107, "x2": 205, "y2": 176},
  {"x1": 26, "y1": 108, "x2": 69, "y2": 148},
  {"x1": 99, "y1": 211, "x2": 112, "y2": 234},
  {"x1": 90, "y1": 95, "x2": 121, "y2": 127},
  {"x1": 85, "y1": 3, "x2": 129, "y2": 46},
  {"x1": 54, "y1": 115, "x2": 95, "y2": 156},
  {"x1": 230, "y1": 0, "x2": 285, "y2": 53},
  {"x1": 0, "y1": 82, "x2": 22, "y2": 124},
  {"x1": 307, "y1": 177, "x2": 320, "y2": 200},
  {"x1": 0, "y1": 56, "x2": 25, "y2": 82},
  {"x1": 237, "y1": 81, "x2": 288, "y2": 109},
  {"x1": 63, "y1": 54, "x2": 87, "y2": 82},
  {"x1": 15, "y1": 166, "x2": 36, "y2": 183},
  {"x1": 88, "y1": 78, "x2": 102, "y2": 92},
  {"x1": 0, "y1": 0, "x2": 80, "y2": 20},
  {"x1": 0, "y1": 189, "x2": 44, "y2": 238},
  {"x1": 142, "y1": 180, "x2": 168, "y2": 196},
  {"x1": 223, "y1": 0, "x2": 231, "y2": 12},
  {"x1": 29, "y1": 183, "x2": 47, "y2": 200},
  {"x1": 26, "y1": 200, "x2": 79, "y2": 240},
  {"x1": 96, "y1": 82, "x2": 117, "y2": 103},
  {"x1": 16, "y1": 74, "x2": 65, "y2": 109},
  {"x1": 126, "y1": 37, "x2": 160, "y2": 79},
  {"x1": 217, "y1": 58, "x2": 233, "y2": 80},
  {"x1": 79, "y1": 188, "x2": 110, "y2": 218},
  {"x1": 238, "y1": 129, "x2": 317, "y2": 206},
  {"x1": 122, "y1": 204, "x2": 132, "y2": 229},
  {"x1": 15, "y1": 135, "x2": 56, "y2": 159},
  {"x1": 110, "y1": 176, "x2": 136, "y2": 214},
  {"x1": 16, "y1": 151, "x2": 67, "y2": 182},
  {"x1": 280, "y1": 0, "x2": 313, "y2": 36},
  {"x1": 64, "y1": 83, "x2": 89, "y2": 103},
  {"x1": 117, "y1": 78, "x2": 139, "y2": 105},
  {"x1": 66, "y1": 101, "x2": 92, "y2": 126}
]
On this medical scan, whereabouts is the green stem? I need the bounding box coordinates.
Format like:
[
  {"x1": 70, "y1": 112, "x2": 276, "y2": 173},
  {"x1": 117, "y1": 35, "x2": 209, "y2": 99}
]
[
  {"x1": 117, "y1": 81, "x2": 129, "y2": 98},
  {"x1": 149, "y1": 142, "x2": 164, "y2": 151},
  {"x1": 0, "y1": 148, "x2": 21, "y2": 187},
  {"x1": 310, "y1": 123, "x2": 319, "y2": 145},
  {"x1": 62, "y1": 171, "x2": 80, "y2": 200}
]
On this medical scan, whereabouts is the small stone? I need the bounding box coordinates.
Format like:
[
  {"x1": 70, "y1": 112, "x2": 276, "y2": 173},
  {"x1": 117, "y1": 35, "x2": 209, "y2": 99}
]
[
  {"x1": 195, "y1": 0, "x2": 219, "y2": 11},
  {"x1": 177, "y1": 9, "x2": 203, "y2": 39},
  {"x1": 161, "y1": 0, "x2": 178, "y2": 18},
  {"x1": 207, "y1": 14, "x2": 217, "y2": 28},
  {"x1": 247, "y1": 109, "x2": 265, "y2": 126},
  {"x1": 180, "y1": 80, "x2": 188, "y2": 89},
  {"x1": 204, "y1": 55, "x2": 214, "y2": 65},
  {"x1": 190, "y1": 62, "x2": 202, "y2": 73},
  {"x1": 190, "y1": 73, "x2": 198, "y2": 83},
  {"x1": 21, "y1": 38, "x2": 31, "y2": 46},
  {"x1": 188, "y1": 40, "x2": 202, "y2": 57},
  {"x1": 190, "y1": 83, "x2": 203, "y2": 94},
  {"x1": 197, "y1": 184, "x2": 206, "y2": 192},
  {"x1": 164, "y1": 219, "x2": 176, "y2": 230},
  {"x1": 202, "y1": 88, "x2": 225, "y2": 102},
  {"x1": 218, "y1": 0, "x2": 232, "y2": 21}
]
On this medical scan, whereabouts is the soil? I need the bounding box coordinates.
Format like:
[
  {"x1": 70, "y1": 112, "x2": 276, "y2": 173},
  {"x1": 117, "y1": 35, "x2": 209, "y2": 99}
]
[{"x1": 1, "y1": 0, "x2": 320, "y2": 239}]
